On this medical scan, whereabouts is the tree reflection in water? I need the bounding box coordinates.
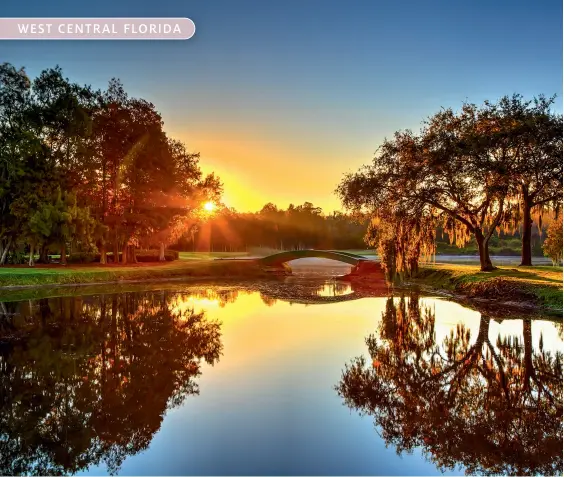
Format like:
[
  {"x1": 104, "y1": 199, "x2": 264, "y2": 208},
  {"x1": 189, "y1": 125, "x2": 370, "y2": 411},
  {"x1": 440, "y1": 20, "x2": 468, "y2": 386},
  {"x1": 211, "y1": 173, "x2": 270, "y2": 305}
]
[
  {"x1": 336, "y1": 293, "x2": 563, "y2": 476},
  {"x1": 0, "y1": 292, "x2": 223, "y2": 476}
]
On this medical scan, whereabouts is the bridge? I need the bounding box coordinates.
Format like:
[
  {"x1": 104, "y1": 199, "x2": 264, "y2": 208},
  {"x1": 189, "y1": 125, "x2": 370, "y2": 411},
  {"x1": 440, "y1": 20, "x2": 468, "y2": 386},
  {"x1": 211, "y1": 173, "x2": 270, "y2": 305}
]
[
  {"x1": 257, "y1": 249, "x2": 384, "y2": 278},
  {"x1": 258, "y1": 249, "x2": 369, "y2": 267}
]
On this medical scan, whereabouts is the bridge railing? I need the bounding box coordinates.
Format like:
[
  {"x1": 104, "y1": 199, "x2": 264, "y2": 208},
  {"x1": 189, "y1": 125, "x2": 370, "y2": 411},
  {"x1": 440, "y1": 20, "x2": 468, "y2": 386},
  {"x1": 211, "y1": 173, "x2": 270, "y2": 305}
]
[{"x1": 259, "y1": 249, "x2": 367, "y2": 266}]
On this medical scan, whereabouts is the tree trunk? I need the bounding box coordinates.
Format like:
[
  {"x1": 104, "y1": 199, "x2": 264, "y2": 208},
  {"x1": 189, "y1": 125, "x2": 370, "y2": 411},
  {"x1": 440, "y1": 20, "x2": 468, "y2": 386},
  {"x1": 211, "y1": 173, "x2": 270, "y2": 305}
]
[
  {"x1": 475, "y1": 229, "x2": 495, "y2": 271},
  {"x1": 28, "y1": 243, "x2": 35, "y2": 267},
  {"x1": 520, "y1": 188, "x2": 533, "y2": 266},
  {"x1": 159, "y1": 242, "x2": 166, "y2": 261},
  {"x1": 37, "y1": 245, "x2": 49, "y2": 264},
  {"x1": 121, "y1": 243, "x2": 128, "y2": 264},
  {"x1": 99, "y1": 243, "x2": 107, "y2": 265},
  {"x1": 0, "y1": 237, "x2": 12, "y2": 265},
  {"x1": 522, "y1": 319, "x2": 534, "y2": 390},
  {"x1": 61, "y1": 244, "x2": 67, "y2": 265},
  {"x1": 129, "y1": 245, "x2": 137, "y2": 263},
  {"x1": 113, "y1": 238, "x2": 119, "y2": 264}
]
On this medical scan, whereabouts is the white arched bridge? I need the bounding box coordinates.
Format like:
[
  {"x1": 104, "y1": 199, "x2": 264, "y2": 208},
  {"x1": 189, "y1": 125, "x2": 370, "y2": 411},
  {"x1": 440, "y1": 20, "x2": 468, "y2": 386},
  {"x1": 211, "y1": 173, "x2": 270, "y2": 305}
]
[
  {"x1": 257, "y1": 249, "x2": 383, "y2": 277},
  {"x1": 258, "y1": 249, "x2": 369, "y2": 267}
]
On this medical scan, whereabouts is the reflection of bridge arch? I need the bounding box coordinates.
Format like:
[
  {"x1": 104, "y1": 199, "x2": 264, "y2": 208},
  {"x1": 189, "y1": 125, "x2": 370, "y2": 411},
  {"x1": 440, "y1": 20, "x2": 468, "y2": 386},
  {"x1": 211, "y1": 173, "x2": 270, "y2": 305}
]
[
  {"x1": 256, "y1": 279, "x2": 391, "y2": 305},
  {"x1": 259, "y1": 249, "x2": 367, "y2": 267},
  {"x1": 261, "y1": 290, "x2": 363, "y2": 305},
  {"x1": 258, "y1": 290, "x2": 390, "y2": 305}
]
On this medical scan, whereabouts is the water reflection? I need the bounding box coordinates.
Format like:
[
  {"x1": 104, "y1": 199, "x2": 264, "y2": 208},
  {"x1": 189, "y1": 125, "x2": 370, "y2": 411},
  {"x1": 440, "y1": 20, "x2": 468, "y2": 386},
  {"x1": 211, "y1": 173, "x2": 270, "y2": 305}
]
[
  {"x1": 0, "y1": 294, "x2": 222, "y2": 476},
  {"x1": 0, "y1": 284, "x2": 562, "y2": 476},
  {"x1": 337, "y1": 293, "x2": 563, "y2": 476},
  {"x1": 316, "y1": 282, "x2": 353, "y2": 297}
]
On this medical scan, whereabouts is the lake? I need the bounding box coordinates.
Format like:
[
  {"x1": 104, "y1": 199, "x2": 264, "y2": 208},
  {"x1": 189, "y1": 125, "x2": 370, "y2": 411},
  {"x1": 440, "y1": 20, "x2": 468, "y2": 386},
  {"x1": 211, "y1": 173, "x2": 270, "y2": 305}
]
[{"x1": 0, "y1": 276, "x2": 562, "y2": 476}]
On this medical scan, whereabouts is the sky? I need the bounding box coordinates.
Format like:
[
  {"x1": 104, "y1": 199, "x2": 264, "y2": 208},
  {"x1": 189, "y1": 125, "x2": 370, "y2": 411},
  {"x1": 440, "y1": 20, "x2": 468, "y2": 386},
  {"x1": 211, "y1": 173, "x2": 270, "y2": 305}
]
[{"x1": 0, "y1": 0, "x2": 562, "y2": 212}]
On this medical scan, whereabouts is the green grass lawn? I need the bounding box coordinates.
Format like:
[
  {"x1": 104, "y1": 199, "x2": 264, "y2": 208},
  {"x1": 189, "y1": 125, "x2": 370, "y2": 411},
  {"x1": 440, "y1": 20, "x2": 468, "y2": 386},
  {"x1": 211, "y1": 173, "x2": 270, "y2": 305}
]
[
  {"x1": 0, "y1": 259, "x2": 274, "y2": 289},
  {"x1": 413, "y1": 264, "x2": 563, "y2": 311},
  {"x1": 178, "y1": 251, "x2": 249, "y2": 260}
]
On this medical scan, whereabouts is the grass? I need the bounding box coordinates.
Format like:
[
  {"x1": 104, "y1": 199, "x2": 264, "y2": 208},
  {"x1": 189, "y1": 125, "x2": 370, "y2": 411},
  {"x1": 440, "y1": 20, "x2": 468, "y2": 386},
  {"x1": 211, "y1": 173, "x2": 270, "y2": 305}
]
[
  {"x1": 411, "y1": 264, "x2": 563, "y2": 311},
  {"x1": 2, "y1": 252, "x2": 560, "y2": 312},
  {"x1": 178, "y1": 251, "x2": 249, "y2": 260},
  {"x1": 0, "y1": 259, "x2": 282, "y2": 289}
]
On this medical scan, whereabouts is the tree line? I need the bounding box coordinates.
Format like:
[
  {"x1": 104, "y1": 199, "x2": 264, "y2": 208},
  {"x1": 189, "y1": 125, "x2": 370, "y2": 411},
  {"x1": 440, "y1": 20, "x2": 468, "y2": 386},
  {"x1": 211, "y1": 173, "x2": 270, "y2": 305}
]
[
  {"x1": 2, "y1": 66, "x2": 561, "y2": 268},
  {"x1": 0, "y1": 62, "x2": 221, "y2": 266},
  {"x1": 337, "y1": 95, "x2": 563, "y2": 272},
  {"x1": 171, "y1": 200, "x2": 548, "y2": 256},
  {"x1": 173, "y1": 201, "x2": 369, "y2": 252}
]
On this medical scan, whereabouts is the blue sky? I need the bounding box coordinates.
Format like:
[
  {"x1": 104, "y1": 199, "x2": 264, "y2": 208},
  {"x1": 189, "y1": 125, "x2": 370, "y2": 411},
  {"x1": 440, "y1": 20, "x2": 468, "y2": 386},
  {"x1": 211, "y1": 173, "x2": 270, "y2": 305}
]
[{"x1": 1, "y1": 0, "x2": 561, "y2": 211}]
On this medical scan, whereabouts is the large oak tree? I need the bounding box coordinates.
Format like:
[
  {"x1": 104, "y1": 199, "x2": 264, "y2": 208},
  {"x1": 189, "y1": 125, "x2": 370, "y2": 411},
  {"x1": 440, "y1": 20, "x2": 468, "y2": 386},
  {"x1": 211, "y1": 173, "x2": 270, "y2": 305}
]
[{"x1": 337, "y1": 95, "x2": 562, "y2": 272}]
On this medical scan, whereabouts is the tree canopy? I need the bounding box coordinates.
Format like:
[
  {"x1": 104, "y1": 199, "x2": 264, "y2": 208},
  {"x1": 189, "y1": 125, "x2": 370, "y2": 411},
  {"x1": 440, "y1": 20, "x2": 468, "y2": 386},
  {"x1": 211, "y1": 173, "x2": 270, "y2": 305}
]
[
  {"x1": 337, "y1": 95, "x2": 562, "y2": 272},
  {"x1": 0, "y1": 63, "x2": 222, "y2": 265}
]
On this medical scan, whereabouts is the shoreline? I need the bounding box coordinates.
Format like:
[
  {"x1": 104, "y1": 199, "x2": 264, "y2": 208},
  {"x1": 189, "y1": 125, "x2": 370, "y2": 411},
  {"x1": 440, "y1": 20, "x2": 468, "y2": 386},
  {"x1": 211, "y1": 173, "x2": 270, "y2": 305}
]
[
  {"x1": 0, "y1": 259, "x2": 291, "y2": 289},
  {"x1": 0, "y1": 261, "x2": 561, "y2": 316},
  {"x1": 410, "y1": 264, "x2": 563, "y2": 314}
]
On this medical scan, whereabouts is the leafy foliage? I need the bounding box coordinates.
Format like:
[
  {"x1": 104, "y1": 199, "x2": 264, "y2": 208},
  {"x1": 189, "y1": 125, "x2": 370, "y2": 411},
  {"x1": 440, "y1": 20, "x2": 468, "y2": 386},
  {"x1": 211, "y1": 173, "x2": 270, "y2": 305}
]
[
  {"x1": 337, "y1": 95, "x2": 562, "y2": 273},
  {"x1": 0, "y1": 63, "x2": 221, "y2": 266},
  {"x1": 543, "y1": 212, "x2": 563, "y2": 265}
]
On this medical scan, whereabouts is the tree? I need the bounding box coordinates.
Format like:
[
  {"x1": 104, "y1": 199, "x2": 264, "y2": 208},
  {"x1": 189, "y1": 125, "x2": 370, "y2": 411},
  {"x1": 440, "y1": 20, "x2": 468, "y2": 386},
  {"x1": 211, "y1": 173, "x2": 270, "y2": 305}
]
[
  {"x1": 0, "y1": 63, "x2": 36, "y2": 264},
  {"x1": 337, "y1": 96, "x2": 561, "y2": 272},
  {"x1": 499, "y1": 95, "x2": 563, "y2": 266},
  {"x1": 83, "y1": 81, "x2": 221, "y2": 264},
  {"x1": 543, "y1": 211, "x2": 563, "y2": 265},
  {"x1": 338, "y1": 110, "x2": 504, "y2": 271},
  {"x1": 363, "y1": 207, "x2": 436, "y2": 279}
]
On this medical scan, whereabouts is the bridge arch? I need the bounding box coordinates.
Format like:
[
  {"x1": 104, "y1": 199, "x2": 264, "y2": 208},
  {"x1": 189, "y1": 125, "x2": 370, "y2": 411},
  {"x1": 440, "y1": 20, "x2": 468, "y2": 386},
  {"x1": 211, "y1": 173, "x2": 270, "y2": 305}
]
[{"x1": 259, "y1": 249, "x2": 367, "y2": 267}]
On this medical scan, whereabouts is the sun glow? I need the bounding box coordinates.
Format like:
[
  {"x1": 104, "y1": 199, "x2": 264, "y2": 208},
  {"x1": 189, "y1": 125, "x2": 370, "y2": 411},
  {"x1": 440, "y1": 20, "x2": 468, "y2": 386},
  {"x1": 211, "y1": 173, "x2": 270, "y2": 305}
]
[{"x1": 203, "y1": 201, "x2": 216, "y2": 212}]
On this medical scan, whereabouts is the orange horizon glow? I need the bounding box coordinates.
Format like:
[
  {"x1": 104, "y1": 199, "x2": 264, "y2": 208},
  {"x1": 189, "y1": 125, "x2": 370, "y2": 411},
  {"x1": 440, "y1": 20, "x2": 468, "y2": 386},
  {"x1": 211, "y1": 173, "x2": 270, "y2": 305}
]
[{"x1": 174, "y1": 128, "x2": 364, "y2": 214}]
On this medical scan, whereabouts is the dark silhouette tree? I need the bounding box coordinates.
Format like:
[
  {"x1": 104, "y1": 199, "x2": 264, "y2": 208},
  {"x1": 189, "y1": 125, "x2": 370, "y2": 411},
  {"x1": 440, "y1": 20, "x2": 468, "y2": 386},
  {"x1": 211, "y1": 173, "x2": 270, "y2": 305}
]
[{"x1": 496, "y1": 95, "x2": 562, "y2": 266}]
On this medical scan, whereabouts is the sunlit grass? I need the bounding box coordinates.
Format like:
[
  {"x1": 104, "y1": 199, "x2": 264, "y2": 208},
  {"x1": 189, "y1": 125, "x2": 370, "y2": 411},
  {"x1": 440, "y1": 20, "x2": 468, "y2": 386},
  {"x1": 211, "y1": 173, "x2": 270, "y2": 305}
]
[
  {"x1": 0, "y1": 259, "x2": 271, "y2": 289},
  {"x1": 414, "y1": 263, "x2": 563, "y2": 310},
  {"x1": 178, "y1": 251, "x2": 249, "y2": 260}
]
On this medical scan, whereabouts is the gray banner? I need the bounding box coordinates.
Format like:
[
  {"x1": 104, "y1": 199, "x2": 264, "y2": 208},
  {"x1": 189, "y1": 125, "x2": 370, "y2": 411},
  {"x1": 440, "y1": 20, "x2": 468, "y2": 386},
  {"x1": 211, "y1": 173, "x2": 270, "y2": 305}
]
[{"x1": 0, "y1": 18, "x2": 196, "y2": 40}]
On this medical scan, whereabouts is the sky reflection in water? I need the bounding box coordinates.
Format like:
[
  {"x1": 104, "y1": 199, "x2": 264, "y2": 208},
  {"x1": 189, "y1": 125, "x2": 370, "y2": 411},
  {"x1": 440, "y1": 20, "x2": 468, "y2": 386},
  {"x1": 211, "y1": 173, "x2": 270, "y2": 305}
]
[{"x1": 0, "y1": 280, "x2": 561, "y2": 476}]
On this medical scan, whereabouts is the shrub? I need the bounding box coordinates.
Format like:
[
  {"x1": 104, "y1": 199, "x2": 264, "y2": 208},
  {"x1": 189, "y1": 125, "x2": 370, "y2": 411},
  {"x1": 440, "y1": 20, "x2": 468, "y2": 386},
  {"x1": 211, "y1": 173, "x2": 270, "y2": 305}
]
[
  {"x1": 496, "y1": 247, "x2": 520, "y2": 256},
  {"x1": 66, "y1": 250, "x2": 179, "y2": 264},
  {"x1": 543, "y1": 213, "x2": 563, "y2": 266},
  {"x1": 67, "y1": 252, "x2": 97, "y2": 264},
  {"x1": 6, "y1": 250, "x2": 26, "y2": 264},
  {"x1": 135, "y1": 250, "x2": 179, "y2": 262}
]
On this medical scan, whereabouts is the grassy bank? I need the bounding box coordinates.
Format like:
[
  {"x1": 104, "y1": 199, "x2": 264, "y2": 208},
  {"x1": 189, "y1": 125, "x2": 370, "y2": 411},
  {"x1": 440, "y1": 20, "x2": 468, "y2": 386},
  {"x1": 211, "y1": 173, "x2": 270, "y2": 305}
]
[
  {"x1": 178, "y1": 251, "x2": 250, "y2": 260},
  {"x1": 411, "y1": 264, "x2": 563, "y2": 311},
  {"x1": 0, "y1": 259, "x2": 284, "y2": 289}
]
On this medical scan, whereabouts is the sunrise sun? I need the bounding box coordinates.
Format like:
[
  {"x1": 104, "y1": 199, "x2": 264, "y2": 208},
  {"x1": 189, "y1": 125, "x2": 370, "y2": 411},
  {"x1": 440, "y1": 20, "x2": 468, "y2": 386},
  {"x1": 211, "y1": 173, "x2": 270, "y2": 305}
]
[{"x1": 203, "y1": 201, "x2": 216, "y2": 212}]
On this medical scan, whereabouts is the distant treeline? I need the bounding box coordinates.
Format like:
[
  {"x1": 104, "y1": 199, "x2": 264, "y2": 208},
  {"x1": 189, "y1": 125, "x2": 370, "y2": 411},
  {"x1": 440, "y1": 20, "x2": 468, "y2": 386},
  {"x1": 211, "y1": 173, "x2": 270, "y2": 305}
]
[
  {"x1": 171, "y1": 201, "x2": 548, "y2": 255},
  {"x1": 172, "y1": 202, "x2": 369, "y2": 252}
]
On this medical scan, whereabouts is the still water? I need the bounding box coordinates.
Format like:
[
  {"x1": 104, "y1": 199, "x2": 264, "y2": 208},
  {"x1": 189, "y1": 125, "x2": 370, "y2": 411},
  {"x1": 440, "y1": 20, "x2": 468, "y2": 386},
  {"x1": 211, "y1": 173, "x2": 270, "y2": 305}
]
[{"x1": 0, "y1": 278, "x2": 562, "y2": 476}]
